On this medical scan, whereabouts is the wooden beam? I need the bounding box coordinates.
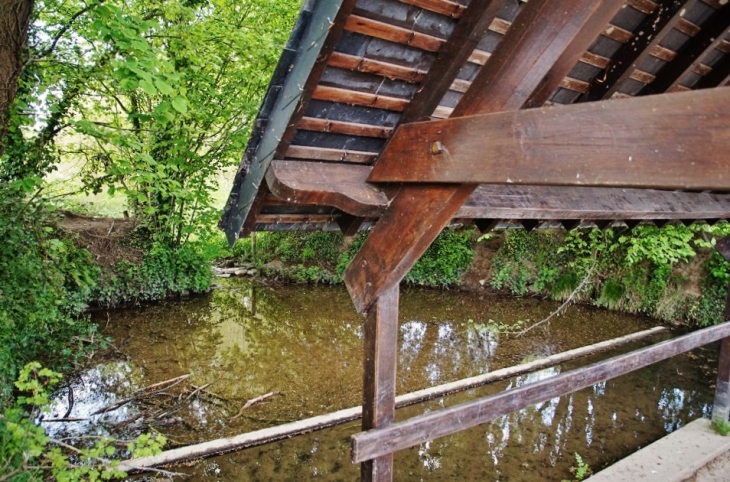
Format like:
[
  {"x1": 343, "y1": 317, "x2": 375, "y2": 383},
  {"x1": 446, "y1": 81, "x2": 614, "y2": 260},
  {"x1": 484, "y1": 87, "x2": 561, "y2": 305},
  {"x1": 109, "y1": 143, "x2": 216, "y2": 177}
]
[
  {"x1": 285, "y1": 145, "x2": 378, "y2": 164},
  {"x1": 351, "y1": 320, "x2": 730, "y2": 463},
  {"x1": 561, "y1": 220, "x2": 581, "y2": 232},
  {"x1": 344, "y1": 15, "x2": 443, "y2": 52},
  {"x1": 522, "y1": 220, "x2": 540, "y2": 232},
  {"x1": 642, "y1": 6, "x2": 730, "y2": 95},
  {"x1": 328, "y1": 52, "x2": 426, "y2": 83},
  {"x1": 267, "y1": 160, "x2": 730, "y2": 220},
  {"x1": 221, "y1": 0, "x2": 357, "y2": 242},
  {"x1": 266, "y1": 161, "x2": 388, "y2": 217},
  {"x1": 368, "y1": 88, "x2": 730, "y2": 191},
  {"x1": 337, "y1": 213, "x2": 365, "y2": 236},
  {"x1": 361, "y1": 285, "x2": 399, "y2": 481},
  {"x1": 399, "y1": 0, "x2": 506, "y2": 123},
  {"x1": 344, "y1": 0, "x2": 627, "y2": 314}
]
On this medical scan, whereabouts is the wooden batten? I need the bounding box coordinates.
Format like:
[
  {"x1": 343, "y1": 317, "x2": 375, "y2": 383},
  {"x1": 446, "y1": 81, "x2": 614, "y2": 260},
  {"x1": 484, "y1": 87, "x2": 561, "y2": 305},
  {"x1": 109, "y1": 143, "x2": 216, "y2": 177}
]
[
  {"x1": 344, "y1": 15, "x2": 444, "y2": 52},
  {"x1": 298, "y1": 117, "x2": 394, "y2": 139},
  {"x1": 311, "y1": 85, "x2": 409, "y2": 112},
  {"x1": 285, "y1": 145, "x2": 378, "y2": 164},
  {"x1": 328, "y1": 52, "x2": 427, "y2": 83}
]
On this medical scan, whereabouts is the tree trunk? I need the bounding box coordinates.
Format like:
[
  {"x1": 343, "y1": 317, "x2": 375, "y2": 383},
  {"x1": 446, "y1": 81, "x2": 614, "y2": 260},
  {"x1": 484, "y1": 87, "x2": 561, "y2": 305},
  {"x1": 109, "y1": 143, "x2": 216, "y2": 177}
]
[{"x1": 0, "y1": 0, "x2": 34, "y2": 157}]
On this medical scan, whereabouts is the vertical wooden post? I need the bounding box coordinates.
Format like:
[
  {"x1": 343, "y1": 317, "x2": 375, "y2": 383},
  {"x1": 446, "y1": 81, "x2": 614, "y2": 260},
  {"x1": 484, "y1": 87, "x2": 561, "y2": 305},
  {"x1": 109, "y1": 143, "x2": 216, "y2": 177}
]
[
  {"x1": 713, "y1": 308, "x2": 730, "y2": 423},
  {"x1": 713, "y1": 237, "x2": 730, "y2": 424},
  {"x1": 251, "y1": 231, "x2": 256, "y2": 258},
  {"x1": 361, "y1": 285, "x2": 399, "y2": 481}
]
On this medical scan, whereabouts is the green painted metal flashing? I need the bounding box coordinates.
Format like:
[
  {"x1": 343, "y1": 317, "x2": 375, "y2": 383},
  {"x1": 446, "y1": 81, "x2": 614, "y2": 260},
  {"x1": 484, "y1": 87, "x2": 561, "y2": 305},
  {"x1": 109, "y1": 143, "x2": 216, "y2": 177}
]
[{"x1": 219, "y1": 0, "x2": 345, "y2": 245}]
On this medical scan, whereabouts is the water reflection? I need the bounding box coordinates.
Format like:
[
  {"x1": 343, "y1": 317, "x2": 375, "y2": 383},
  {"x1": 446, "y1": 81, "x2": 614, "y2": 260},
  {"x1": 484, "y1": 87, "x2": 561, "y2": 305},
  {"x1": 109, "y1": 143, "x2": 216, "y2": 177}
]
[{"x1": 46, "y1": 279, "x2": 718, "y2": 480}]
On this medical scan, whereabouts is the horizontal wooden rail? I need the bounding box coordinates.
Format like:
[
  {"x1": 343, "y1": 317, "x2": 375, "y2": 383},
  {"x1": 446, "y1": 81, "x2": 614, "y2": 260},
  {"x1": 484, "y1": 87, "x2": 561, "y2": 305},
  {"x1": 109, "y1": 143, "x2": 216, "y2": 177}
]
[
  {"x1": 265, "y1": 160, "x2": 730, "y2": 219},
  {"x1": 351, "y1": 321, "x2": 730, "y2": 463},
  {"x1": 117, "y1": 326, "x2": 665, "y2": 473},
  {"x1": 369, "y1": 88, "x2": 730, "y2": 190}
]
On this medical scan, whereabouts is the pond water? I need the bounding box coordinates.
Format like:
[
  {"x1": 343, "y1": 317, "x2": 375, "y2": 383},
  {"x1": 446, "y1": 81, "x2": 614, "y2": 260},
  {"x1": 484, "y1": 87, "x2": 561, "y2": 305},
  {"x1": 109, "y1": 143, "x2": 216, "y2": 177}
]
[{"x1": 45, "y1": 278, "x2": 718, "y2": 481}]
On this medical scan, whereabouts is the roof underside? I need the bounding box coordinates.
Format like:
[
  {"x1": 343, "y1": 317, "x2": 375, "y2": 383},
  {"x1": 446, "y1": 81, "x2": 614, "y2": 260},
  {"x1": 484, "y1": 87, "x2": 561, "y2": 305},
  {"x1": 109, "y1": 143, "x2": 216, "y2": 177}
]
[{"x1": 220, "y1": 0, "x2": 730, "y2": 241}]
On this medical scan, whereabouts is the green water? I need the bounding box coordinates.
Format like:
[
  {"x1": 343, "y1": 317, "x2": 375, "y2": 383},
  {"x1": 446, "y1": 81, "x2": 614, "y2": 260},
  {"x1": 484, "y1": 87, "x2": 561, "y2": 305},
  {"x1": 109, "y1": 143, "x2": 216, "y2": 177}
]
[{"x1": 45, "y1": 279, "x2": 717, "y2": 481}]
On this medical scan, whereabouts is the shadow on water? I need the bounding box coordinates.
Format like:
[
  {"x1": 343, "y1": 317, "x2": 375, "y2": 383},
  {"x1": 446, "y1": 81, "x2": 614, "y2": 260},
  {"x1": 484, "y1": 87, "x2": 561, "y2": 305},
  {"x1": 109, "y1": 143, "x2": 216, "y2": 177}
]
[{"x1": 45, "y1": 278, "x2": 718, "y2": 481}]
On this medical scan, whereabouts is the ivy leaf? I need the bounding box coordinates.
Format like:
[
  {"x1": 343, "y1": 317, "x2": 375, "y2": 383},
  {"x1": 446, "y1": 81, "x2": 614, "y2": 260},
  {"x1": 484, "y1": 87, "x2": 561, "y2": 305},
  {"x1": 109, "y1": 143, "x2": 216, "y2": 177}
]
[{"x1": 171, "y1": 96, "x2": 188, "y2": 114}]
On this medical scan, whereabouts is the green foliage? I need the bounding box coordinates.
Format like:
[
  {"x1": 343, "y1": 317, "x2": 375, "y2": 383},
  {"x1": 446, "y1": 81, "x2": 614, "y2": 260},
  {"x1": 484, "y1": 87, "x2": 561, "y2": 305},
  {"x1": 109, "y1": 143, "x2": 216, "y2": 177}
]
[
  {"x1": 1, "y1": 363, "x2": 165, "y2": 481},
  {"x1": 712, "y1": 418, "x2": 730, "y2": 436},
  {"x1": 251, "y1": 229, "x2": 474, "y2": 288},
  {"x1": 562, "y1": 452, "x2": 590, "y2": 481},
  {"x1": 489, "y1": 223, "x2": 730, "y2": 327},
  {"x1": 405, "y1": 229, "x2": 474, "y2": 287},
  {"x1": 0, "y1": 184, "x2": 101, "y2": 403},
  {"x1": 93, "y1": 241, "x2": 212, "y2": 307}
]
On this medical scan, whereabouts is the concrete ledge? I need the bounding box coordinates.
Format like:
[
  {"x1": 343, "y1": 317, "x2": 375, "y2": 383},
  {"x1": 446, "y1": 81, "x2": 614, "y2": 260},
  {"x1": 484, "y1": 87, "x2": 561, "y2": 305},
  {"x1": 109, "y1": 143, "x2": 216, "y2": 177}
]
[{"x1": 589, "y1": 418, "x2": 730, "y2": 481}]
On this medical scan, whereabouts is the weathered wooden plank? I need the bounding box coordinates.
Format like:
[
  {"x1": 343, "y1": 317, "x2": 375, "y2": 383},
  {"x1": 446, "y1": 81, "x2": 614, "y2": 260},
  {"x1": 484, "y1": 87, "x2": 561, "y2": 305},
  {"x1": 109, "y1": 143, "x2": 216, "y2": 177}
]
[
  {"x1": 266, "y1": 160, "x2": 388, "y2": 217},
  {"x1": 627, "y1": 0, "x2": 657, "y2": 15},
  {"x1": 328, "y1": 51, "x2": 427, "y2": 83},
  {"x1": 221, "y1": 0, "x2": 356, "y2": 242},
  {"x1": 311, "y1": 85, "x2": 409, "y2": 112},
  {"x1": 397, "y1": 0, "x2": 466, "y2": 18},
  {"x1": 642, "y1": 7, "x2": 730, "y2": 95},
  {"x1": 285, "y1": 145, "x2": 378, "y2": 164},
  {"x1": 352, "y1": 321, "x2": 730, "y2": 463},
  {"x1": 298, "y1": 116, "x2": 394, "y2": 139},
  {"x1": 344, "y1": 14, "x2": 444, "y2": 52},
  {"x1": 368, "y1": 88, "x2": 730, "y2": 190},
  {"x1": 361, "y1": 285, "x2": 399, "y2": 481},
  {"x1": 267, "y1": 160, "x2": 730, "y2": 220},
  {"x1": 399, "y1": 0, "x2": 506, "y2": 123},
  {"x1": 344, "y1": 0, "x2": 637, "y2": 314}
]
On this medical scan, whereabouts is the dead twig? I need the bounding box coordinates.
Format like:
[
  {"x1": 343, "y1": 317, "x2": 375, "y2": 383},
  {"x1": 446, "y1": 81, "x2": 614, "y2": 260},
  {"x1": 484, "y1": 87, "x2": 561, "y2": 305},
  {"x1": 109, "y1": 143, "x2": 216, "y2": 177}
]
[{"x1": 228, "y1": 391, "x2": 279, "y2": 424}]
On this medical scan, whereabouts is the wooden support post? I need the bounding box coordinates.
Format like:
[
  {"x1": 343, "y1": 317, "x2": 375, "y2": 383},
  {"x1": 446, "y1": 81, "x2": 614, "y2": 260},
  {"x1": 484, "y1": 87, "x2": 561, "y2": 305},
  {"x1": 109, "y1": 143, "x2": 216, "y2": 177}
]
[
  {"x1": 337, "y1": 213, "x2": 365, "y2": 236},
  {"x1": 561, "y1": 220, "x2": 581, "y2": 232},
  {"x1": 361, "y1": 285, "x2": 399, "y2": 481},
  {"x1": 475, "y1": 218, "x2": 499, "y2": 234},
  {"x1": 522, "y1": 220, "x2": 540, "y2": 232},
  {"x1": 714, "y1": 237, "x2": 730, "y2": 424}
]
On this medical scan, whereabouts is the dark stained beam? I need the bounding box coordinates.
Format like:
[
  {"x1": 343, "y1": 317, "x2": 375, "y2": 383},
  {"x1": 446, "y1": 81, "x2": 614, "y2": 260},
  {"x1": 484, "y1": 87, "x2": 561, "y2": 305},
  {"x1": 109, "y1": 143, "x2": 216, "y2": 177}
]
[
  {"x1": 561, "y1": 220, "x2": 582, "y2": 232},
  {"x1": 224, "y1": 0, "x2": 359, "y2": 241},
  {"x1": 474, "y1": 218, "x2": 499, "y2": 234},
  {"x1": 641, "y1": 5, "x2": 730, "y2": 95},
  {"x1": 267, "y1": 160, "x2": 730, "y2": 220},
  {"x1": 352, "y1": 320, "x2": 730, "y2": 463},
  {"x1": 399, "y1": 0, "x2": 506, "y2": 123},
  {"x1": 360, "y1": 285, "x2": 399, "y2": 480},
  {"x1": 594, "y1": 220, "x2": 613, "y2": 230},
  {"x1": 653, "y1": 219, "x2": 670, "y2": 228},
  {"x1": 624, "y1": 219, "x2": 641, "y2": 231},
  {"x1": 583, "y1": 0, "x2": 687, "y2": 101},
  {"x1": 522, "y1": 220, "x2": 540, "y2": 232},
  {"x1": 344, "y1": 0, "x2": 628, "y2": 314},
  {"x1": 368, "y1": 88, "x2": 730, "y2": 191}
]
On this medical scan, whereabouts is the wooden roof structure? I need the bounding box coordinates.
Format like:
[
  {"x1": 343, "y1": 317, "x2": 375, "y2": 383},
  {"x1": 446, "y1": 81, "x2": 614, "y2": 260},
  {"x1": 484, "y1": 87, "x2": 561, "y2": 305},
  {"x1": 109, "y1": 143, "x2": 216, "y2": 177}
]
[
  {"x1": 221, "y1": 0, "x2": 730, "y2": 242},
  {"x1": 218, "y1": 0, "x2": 730, "y2": 480}
]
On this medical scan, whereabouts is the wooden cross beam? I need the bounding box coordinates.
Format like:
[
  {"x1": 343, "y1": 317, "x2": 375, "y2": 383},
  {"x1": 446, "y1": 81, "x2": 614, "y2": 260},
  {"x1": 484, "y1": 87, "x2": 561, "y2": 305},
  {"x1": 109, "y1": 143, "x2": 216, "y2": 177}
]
[
  {"x1": 266, "y1": 160, "x2": 730, "y2": 221},
  {"x1": 367, "y1": 87, "x2": 730, "y2": 190},
  {"x1": 343, "y1": 0, "x2": 627, "y2": 314}
]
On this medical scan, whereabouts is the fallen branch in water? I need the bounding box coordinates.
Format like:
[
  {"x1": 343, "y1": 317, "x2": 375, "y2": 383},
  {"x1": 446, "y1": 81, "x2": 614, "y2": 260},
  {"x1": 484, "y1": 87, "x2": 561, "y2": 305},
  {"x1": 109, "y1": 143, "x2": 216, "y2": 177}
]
[
  {"x1": 92, "y1": 374, "x2": 192, "y2": 416},
  {"x1": 229, "y1": 391, "x2": 278, "y2": 424}
]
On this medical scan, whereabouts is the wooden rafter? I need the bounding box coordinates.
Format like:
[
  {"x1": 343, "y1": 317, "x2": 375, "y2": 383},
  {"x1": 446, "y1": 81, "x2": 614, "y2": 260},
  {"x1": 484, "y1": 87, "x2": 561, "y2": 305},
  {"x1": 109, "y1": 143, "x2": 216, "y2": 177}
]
[
  {"x1": 368, "y1": 88, "x2": 730, "y2": 190},
  {"x1": 344, "y1": 0, "x2": 636, "y2": 314},
  {"x1": 641, "y1": 3, "x2": 730, "y2": 95},
  {"x1": 582, "y1": 0, "x2": 687, "y2": 101}
]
